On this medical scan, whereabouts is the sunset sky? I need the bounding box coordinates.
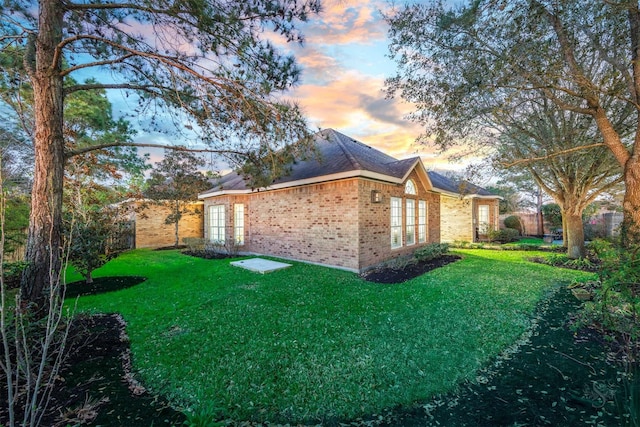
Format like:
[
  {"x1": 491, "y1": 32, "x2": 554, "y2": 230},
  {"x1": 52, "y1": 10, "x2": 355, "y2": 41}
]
[
  {"x1": 275, "y1": 0, "x2": 451, "y2": 168},
  {"x1": 115, "y1": 0, "x2": 469, "y2": 172}
]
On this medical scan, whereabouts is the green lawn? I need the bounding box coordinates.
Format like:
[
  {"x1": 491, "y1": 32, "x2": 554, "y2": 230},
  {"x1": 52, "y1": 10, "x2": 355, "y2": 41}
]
[{"x1": 66, "y1": 249, "x2": 592, "y2": 424}]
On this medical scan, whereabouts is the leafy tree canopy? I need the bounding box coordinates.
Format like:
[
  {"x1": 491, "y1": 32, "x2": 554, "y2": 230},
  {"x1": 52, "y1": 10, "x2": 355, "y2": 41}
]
[{"x1": 386, "y1": 0, "x2": 640, "y2": 245}]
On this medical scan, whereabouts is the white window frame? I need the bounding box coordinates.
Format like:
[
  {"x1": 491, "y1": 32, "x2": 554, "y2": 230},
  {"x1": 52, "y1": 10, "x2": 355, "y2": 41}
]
[
  {"x1": 208, "y1": 205, "x2": 225, "y2": 243},
  {"x1": 478, "y1": 204, "x2": 490, "y2": 235},
  {"x1": 406, "y1": 199, "x2": 416, "y2": 246},
  {"x1": 418, "y1": 200, "x2": 427, "y2": 243},
  {"x1": 405, "y1": 179, "x2": 417, "y2": 195},
  {"x1": 234, "y1": 204, "x2": 244, "y2": 245},
  {"x1": 390, "y1": 197, "x2": 403, "y2": 249}
]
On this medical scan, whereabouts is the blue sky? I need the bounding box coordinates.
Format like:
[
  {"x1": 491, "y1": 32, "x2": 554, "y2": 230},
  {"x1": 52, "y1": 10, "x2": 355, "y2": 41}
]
[{"x1": 86, "y1": 0, "x2": 468, "y2": 171}]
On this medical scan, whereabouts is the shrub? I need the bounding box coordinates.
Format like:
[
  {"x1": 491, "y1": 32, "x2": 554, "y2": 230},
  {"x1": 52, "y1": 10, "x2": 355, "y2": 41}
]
[
  {"x1": 183, "y1": 237, "x2": 206, "y2": 252},
  {"x1": 3, "y1": 260, "x2": 27, "y2": 289},
  {"x1": 68, "y1": 220, "x2": 118, "y2": 284},
  {"x1": 414, "y1": 243, "x2": 450, "y2": 262},
  {"x1": 514, "y1": 243, "x2": 542, "y2": 251},
  {"x1": 576, "y1": 245, "x2": 640, "y2": 425},
  {"x1": 504, "y1": 215, "x2": 524, "y2": 235},
  {"x1": 205, "y1": 239, "x2": 241, "y2": 257},
  {"x1": 487, "y1": 228, "x2": 519, "y2": 243},
  {"x1": 542, "y1": 203, "x2": 563, "y2": 228}
]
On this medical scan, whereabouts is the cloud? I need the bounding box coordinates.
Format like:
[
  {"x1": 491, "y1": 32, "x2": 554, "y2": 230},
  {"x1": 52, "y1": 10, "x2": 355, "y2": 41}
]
[
  {"x1": 289, "y1": 69, "x2": 442, "y2": 162},
  {"x1": 303, "y1": 0, "x2": 388, "y2": 45},
  {"x1": 292, "y1": 46, "x2": 343, "y2": 85}
]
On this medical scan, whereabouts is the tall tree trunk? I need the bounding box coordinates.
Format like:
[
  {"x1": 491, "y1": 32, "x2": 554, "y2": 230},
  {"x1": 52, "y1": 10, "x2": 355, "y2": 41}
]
[
  {"x1": 20, "y1": 0, "x2": 65, "y2": 309},
  {"x1": 622, "y1": 159, "x2": 640, "y2": 245},
  {"x1": 561, "y1": 212, "x2": 567, "y2": 248},
  {"x1": 174, "y1": 201, "x2": 180, "y2": 247},
  {"x1": 565, "y1": 210, "x2": 586, "y2": 259},
  {"x1": 536, "y1": 188, "x2": 544, "y2": 236}
]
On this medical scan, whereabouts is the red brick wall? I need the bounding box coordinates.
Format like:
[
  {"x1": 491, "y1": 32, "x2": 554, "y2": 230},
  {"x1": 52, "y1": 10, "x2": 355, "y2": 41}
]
[
  {"x1": 357, "y1": 173, "x2": 440, "y2": 270},
  {"x1": 204, "y1": 180, "x2": 361, "y2": 270},
  {"x1": 203, "y1": 173, "x2": 443, "y2": 272},
  {"x1": 473, "y1": 199, "x2": 500, "y2": 240}
]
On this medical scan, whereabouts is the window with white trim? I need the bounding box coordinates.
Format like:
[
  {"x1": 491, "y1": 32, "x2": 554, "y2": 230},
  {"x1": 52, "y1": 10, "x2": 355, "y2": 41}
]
[
  {"x1": 405, "y1": 179, "x2": 416, "y2": 195},
  {"x1": 478, "y1": 204, "x2": 490, "y2": 234},
  {"x1": 390, "y1": 197, "x2": 402, "y2": 249},
  {"x1": 208, "y1": 205, "x2": 225, "y2": 243},
  {"x1": 418, "y1": 200, "x2": 427, "y2": 243},
  {"x1": 234, "y1": 204, "x2": 244, "y2": 245},
  {"x1": 406, "y1": 199, "x2": 416, "y2": 245}
]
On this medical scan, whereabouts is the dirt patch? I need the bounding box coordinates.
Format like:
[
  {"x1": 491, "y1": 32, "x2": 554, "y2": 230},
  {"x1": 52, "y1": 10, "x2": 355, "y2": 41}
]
[
  {"x1": 361, "y1": 255, "x2": 462, "y2": 284},
  {"x1": 66, "y1": 276, "x2": 147, "y2": 298},
  {"x1": 154, "y1": 245, "x2": 187, "y2": 250},
  {"x1": 182, "y1": 249, "x2": 233, "y2": 260}
]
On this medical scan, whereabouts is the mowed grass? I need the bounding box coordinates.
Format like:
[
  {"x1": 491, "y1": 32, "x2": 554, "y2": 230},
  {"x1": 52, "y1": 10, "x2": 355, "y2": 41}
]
[{"x1": 65, "y1": 249, "x2": 593, "y2": 423}]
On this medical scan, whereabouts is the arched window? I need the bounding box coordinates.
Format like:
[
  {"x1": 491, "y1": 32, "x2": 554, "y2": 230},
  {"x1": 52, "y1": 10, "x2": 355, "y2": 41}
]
[{"x1": 405, "y1": 179, "x2": 416, "y2": 195}]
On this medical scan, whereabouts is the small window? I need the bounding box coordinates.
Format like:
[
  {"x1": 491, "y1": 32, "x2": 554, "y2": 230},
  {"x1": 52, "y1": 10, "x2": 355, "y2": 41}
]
[
  {"x1": 208, "y1": 205, "x2": 225, "y2": 243},
  {"x1": 390, "y1": 197, "x2": 402, "y2": 249},
  {"x1": 405, "y1": 180, "x2": 416, "y2": 195},
  {"x1": 418, "y1": 200, "x2": 427, "y2": 243},
  {"x1": 406, "y1": 199, "x2": 416, "y2": 245},
  {"x1": 478, "y1": 205, "x2": 490, "y2": 234},
  {"x1": 234, "y1": 204, "x2": 244, "y2": 245}
]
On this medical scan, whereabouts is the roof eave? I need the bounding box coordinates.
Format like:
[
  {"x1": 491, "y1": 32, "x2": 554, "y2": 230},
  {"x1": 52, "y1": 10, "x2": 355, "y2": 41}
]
[
  {"x1": 199, "y1": 169, "x2": 409, "y2": 199},
  {"x1": 434, "y1": 188, "x2": 502, "y2": 199}
]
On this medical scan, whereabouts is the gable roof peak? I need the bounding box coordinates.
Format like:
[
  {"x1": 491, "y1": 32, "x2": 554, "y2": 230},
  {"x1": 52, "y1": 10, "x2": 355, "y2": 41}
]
[{"x1": 199, "y1": 129, "x2": 432, "y2": 198}]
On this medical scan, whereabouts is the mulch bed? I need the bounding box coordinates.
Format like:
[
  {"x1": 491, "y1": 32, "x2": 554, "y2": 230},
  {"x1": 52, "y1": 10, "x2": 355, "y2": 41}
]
[
  {"x1": 0, "y1": 276, "x2": 185, "y2": 427},
  {"x1": 154, "y1": 245, "x2": 187, "y2": 251},
  {"x1": 182, "y1": 249, "x2": 233, "y2": 260},
  {"x1": 66, "y1": 276, "x2": 147, "y2": 298},
  {"x1": 50, "y1": 314, "x2": 185, "y2": 426},
  {"x1": 374, "y1": 287, "x2": 623, "y2": 427},
  {"x1": 360, "y1": 255, "x2": 461, "y2": 284}
]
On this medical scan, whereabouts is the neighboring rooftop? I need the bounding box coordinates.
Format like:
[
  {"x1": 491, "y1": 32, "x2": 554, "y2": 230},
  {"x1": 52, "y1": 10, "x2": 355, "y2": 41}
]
[{"x1": 427, "y1": 171, "x2": 497, "y2": 198}]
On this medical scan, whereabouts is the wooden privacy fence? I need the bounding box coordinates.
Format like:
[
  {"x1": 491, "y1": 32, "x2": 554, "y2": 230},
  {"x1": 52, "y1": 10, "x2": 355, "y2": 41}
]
[{"x1": 500, "y1": 212, "x2": 624, "y2": 238}]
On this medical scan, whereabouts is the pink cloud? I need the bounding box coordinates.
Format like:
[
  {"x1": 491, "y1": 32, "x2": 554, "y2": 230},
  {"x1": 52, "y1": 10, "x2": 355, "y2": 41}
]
[
  {"x1": 289, "y1": 70, "x2": 443, "y2": 162},
  {"x1": 302, "y1": 0, "x2": 387, "y2": 45}
]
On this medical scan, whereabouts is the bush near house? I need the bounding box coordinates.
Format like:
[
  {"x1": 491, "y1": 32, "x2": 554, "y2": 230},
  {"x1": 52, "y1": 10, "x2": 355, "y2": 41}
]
[
  {"x1": 504, "y1": 215, "x2": 524, "y2": 235},
  {"x1": 488, "y1": 227, "x2": 520, "y2": 243},
  {"x1": 414, "y1": 243, "x2": 450, "y2": 261}
]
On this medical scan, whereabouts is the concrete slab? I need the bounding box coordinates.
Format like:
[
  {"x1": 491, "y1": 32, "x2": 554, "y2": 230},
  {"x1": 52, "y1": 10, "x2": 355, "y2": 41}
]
[{"x1": 230, "y1": 258, "x2": 292, "y2": 274}]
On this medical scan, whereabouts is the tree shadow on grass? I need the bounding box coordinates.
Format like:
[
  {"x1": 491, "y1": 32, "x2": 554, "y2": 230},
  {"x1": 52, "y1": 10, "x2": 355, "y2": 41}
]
[
  {"x1": 377, "y1": 287, "x2": 623, "y2": 427},
  {"x1": 66, "y1": 276, "x2": 147, "y2": 298}
]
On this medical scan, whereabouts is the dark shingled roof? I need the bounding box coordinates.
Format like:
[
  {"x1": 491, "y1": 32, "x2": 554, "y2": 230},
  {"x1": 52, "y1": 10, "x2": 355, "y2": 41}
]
[
  {"x1": 201, "y1": 129, "x2": 497, "y2": 199},
  {"x1": 427, "y1": 171, "x2": 496, "y2": 197},
  {"x1": 202, "y1": 129, "x2": 422, "y2": 194}
]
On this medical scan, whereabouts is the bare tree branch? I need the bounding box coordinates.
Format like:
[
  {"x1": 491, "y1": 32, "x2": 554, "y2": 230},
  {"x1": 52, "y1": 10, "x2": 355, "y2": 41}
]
[{"x1": 500, "y1": 143, "x2": 607, "y2": 167}]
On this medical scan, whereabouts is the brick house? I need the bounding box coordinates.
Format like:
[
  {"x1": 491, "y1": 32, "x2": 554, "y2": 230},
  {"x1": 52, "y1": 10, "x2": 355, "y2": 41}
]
[
  {"x1": 198, "y1": 129, "x2": 497, "y2": 272},
  {"x1": 117, "y1": 200, "x2": 204, "y2": 249},
  {"x1": 428, "y1": 172, "x2": 501, "y2": 243}
]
